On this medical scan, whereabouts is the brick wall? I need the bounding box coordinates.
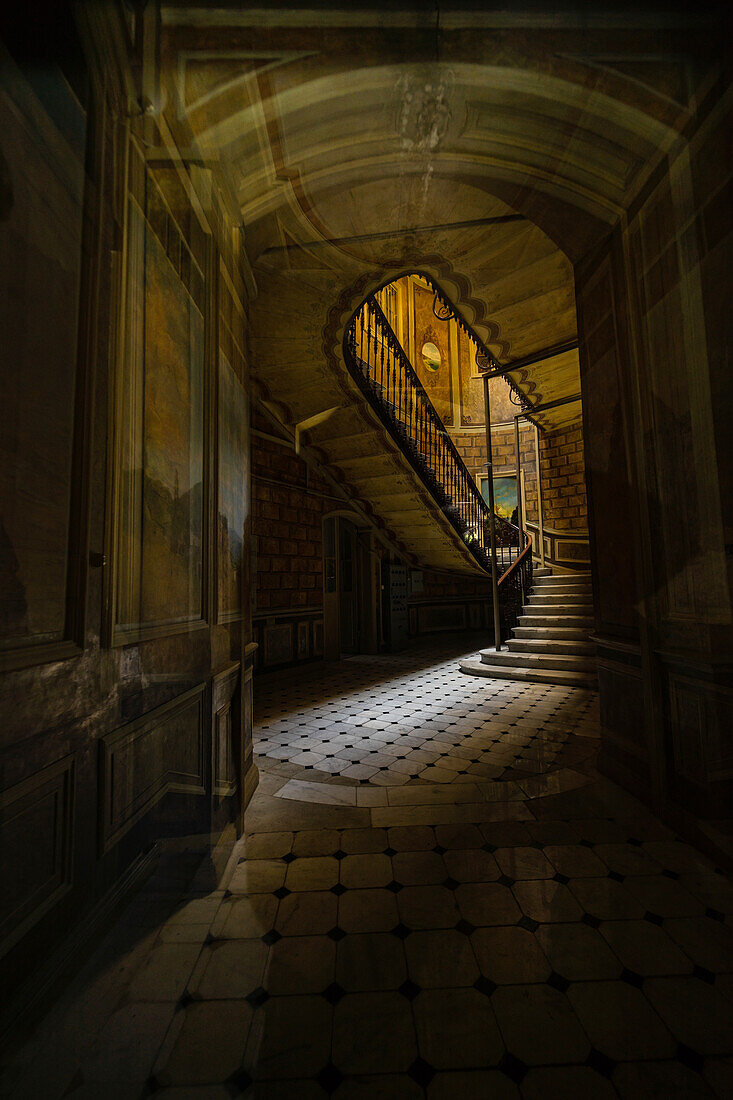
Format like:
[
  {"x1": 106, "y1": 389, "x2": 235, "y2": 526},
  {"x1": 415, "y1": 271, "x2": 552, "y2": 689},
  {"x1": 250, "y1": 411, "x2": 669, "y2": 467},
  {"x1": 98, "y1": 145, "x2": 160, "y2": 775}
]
[
  {"x1": 449, "y1": 424, "x2": 540, "y2": 525},
  {"x1": 251, "y1": 414, "x2": 332, "y2": 613},
  {"x1": 539, "y1": 425, "x2": 588, "y2": 531},
  {"x1": 450, "y1": 421, "x2": 587, "y2": 534}
]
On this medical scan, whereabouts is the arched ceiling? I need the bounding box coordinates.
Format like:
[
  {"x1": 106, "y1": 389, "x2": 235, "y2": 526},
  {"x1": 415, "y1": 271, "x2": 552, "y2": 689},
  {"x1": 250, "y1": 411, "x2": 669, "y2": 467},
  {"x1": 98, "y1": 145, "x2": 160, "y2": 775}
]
[
  {"x1": 159, "y1": 1, "x2": 724, "y2": 347},
  {"x1": 152, "y1": 2, "x2": 725, "y2": 570}
]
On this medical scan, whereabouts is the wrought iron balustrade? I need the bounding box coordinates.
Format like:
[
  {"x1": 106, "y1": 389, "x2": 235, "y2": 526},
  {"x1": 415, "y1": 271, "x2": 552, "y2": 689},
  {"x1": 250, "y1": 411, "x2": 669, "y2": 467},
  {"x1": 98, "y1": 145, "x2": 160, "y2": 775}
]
[{"x1": 343, "y1": 290, "x2": 532, "y2": 636}]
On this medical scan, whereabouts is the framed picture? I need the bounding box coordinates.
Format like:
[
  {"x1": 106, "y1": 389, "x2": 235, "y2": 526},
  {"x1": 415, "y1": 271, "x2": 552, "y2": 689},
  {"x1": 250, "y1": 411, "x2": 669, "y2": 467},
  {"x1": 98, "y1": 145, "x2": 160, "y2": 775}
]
[{"x1": 481, "y1": 473, "x2": 520, "y2": 523}]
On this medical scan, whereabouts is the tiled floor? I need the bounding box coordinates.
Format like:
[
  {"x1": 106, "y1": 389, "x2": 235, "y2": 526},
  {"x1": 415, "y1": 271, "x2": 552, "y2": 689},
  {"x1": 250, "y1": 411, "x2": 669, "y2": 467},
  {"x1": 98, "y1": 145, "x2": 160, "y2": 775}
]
[{"x1": 3, "y1": 636, "x2": 732, "y2": 1099}]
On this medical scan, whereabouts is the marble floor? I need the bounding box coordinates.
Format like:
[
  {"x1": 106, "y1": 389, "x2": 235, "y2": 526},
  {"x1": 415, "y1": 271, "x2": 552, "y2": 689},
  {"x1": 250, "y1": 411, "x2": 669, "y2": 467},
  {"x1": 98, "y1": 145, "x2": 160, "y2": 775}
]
[{"x1": 3, "y1": 637, "x2": 732, "y2": 1099}]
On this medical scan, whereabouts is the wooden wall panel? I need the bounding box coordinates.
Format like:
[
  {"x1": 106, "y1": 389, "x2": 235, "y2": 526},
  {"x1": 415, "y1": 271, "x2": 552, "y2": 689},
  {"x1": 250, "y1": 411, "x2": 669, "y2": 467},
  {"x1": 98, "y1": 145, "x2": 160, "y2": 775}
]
[
  {"x1": 0, "y1": 757, "x2": 74, "y2": 959},
  {"x1": 212, "y1": 663, "x2": 239, "y2": 799},
  {"x1": 99, "y1": 685, "x2": 206, "y2": 853}
]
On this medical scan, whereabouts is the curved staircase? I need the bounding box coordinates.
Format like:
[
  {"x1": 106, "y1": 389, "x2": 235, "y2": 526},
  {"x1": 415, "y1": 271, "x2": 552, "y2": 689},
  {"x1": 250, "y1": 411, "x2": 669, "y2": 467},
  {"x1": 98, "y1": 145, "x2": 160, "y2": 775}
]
[{"x1": 460, "y1": 569, "x2": 597, "y2": 688}]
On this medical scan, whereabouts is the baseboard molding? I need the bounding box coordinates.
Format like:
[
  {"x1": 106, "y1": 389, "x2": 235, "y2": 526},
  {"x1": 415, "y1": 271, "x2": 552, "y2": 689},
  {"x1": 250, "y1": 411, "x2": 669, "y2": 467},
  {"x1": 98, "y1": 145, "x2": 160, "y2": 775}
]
[{"x1": 0, "y1": 843, "x2": 161, "y2": 1051}]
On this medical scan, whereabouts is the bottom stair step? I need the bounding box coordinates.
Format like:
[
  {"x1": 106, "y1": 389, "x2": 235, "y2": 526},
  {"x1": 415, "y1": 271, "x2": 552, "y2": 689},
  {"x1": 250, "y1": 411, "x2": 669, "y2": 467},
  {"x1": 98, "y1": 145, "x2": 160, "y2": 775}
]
[{"x1": 459, "y1": 658, "x2": 598, "y2": 688}]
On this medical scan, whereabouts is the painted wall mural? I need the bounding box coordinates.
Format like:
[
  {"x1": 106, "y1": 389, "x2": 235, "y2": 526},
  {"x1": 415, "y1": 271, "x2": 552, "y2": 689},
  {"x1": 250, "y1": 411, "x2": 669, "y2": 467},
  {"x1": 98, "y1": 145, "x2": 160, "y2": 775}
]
[
  {"x1": 115, "y1": 175, "x2": 205, "y2": 637},
  {"x1": 218, "y1": 352, "x2": 248, "y2": 621},
  {"x1": 140, "y1": 225, "x2": 205, "y2": 626},
  {"x1": 457, "y1": 329, "x2": 515, "y2": 427},
  {"x1": 0, "y1": 59, "x2": 85, "y2": 655},
  {"x1": 412, "y1": 281, "x2": 453, "y2": 425}
]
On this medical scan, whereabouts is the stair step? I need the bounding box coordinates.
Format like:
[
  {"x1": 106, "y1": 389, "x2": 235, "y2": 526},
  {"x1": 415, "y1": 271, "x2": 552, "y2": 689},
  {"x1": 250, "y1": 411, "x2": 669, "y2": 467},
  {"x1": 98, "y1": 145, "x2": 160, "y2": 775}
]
[
  {"x1": 518, "y1": 615, "x2": 593, "y2": 629},
  {"x1": 533, "y1": 575, "x2": 592, "y2": 586},
  {"x1": 513, "y1": 626, "x2": 592, "y2": 640},
  {"x1": 531, "y1": 582, "x2": 592, "y2": 595},
  {"x1": 507, "y1": 638, "x2": 596, "y2": 656},
  {"x1": 521, "y1": 607, "x2": 589, "y2": 616},
  {"x1": 460, "y1": 658, "x2": 598, "y2": 688},
  {"x1": 527, "y1": 593, "x2": 594, "y2": 606},
  {"x1": 478, "y1": 649, "x2": 597, "y2": 672}
]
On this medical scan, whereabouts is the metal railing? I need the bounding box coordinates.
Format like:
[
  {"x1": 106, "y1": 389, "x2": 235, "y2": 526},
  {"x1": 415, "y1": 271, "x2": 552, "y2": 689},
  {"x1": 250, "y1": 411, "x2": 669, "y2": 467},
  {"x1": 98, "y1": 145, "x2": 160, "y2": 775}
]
[{"x1": 343, "y1": 292, "x2": 532, "y2": 633}]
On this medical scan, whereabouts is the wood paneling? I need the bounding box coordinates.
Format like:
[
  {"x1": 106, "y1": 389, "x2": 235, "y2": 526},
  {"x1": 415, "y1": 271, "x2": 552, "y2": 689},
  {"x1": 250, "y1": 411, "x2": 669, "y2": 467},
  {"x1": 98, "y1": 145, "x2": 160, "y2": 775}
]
[
  {"x1": 99, "y1": 685, "x2": 206, "y2": 853},
  {"x1": 0, "y1": 757, "x2": 74, "y2": 959}
]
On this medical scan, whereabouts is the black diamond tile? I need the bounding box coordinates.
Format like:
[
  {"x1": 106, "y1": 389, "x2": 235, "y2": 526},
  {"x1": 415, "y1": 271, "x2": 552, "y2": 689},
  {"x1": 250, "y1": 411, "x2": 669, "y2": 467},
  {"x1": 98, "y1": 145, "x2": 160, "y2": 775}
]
[
  {"x1": 321, "y1": 982, "x2": 346, "y2": 1005},
  {"x1": 693, "y1": 964, "x2": 715, "y2": 984},
  {"x1": 529, "y1": 841, "x2": 545, "y2": 850},
  {"x1": 246, "y1": 986, "x2": 269, "y2": 1008},
  {"x1": 383, "y1": 847, "x2": 397, "y2": 857},
  {"x1": 627, "y1": 837, "x2": 642, "y2": 847},
  {"x1": 586, "y1": 1048, "x2": 615, "y2": 1077},
  {"x1": 410, "y1": 773, "x2": 420, "y2": 779},
  {"x1": 273, "y1": 886, "x2": 291, "y2": 900},
  {"x1": 224, "y1": 888, "x2": 233, "y2": 899},
  {"x1": 443, "y1": 877, "x2": 460, "y2": 891},
  {"x1": 261, "y1": 928, "x2": 282, "y2": 946},
  {"x1": 433, "y1": 844, "x2": 447, "y2": 855},
  {"x1": 582, "y1": 913, "x2": 601, "y2": 929},
  {"x1": 282, "y1": 852, "x2": 296, "y2": 864},
  {"x1": 145, "y1": 1074, "x2": 162, "y2": 1094},
  {"x1": 177, "y1": 991, "x2": 194, "y2": 1009},
  {"x1": 399, "y1": 979, "x2": 421, "y2": 1001},
  {"x1": 316, "y1": 1063, "x2": 344, "y2": 1094},
  {"x1": 498, "y1": 874, "x2": 515, "y2": 887},
  {"x1": 482, "y1": 843, "x2": 497, "y2": 854},
  {"x1": 391, "y1": 923, "x2": 411, "y2": 940},
  {"x1": 620, "y1": 968, "x2": 644, "y2": 988},
  {"x1": 226, "y1": 1069, "x2": 253, "y2": 1095},
  {"x1": 608, "y1": 870, "x2": 625, "y2": 883},
  {"x1": 386, "y1": 880, "x2": 404, "y2": 893},
  {"x1": 516, "y1": 914, "x2": 539, "y2": 933},
  {"x1": 408, "y1": 1057, "x2": 435, "y2": 1087},
  {"x1": 662, "y1": 868, "x2": 680, "y2": 880},
  {"x1": 473, "y1": 975, "x2": 497, "y2": 997},
  {"x1": 644, "y1": 910, "x2": 664, "y2": 926},
  {"x1": 547, "y1": 971, "x2": 570, "y2": 993},
  {"x1": 333, "y1": 849, "x2": 347, "y2": 861},
  {"x1": 706, "y1": 906, "x2": 725, "y2": 922},
  {"x1": 455, "y1": 918, "x2": 476, "y2": 936},
  {"x1": 330, "y1": 883, "x2": 347, "y2": 896},
  {"x1": 579, "y1": 839, "x2": 595, "y2": 849},
  {"x1": 204, "y1": 932, "x2": 216, "y2": 945},
  {"x1": 677, "y1": 1042, "x2": 704, "y2": 1073},
  {"x1": 553, "y1": 872, "x2": 570, "y2": 885},
  {"x1": 327, "y1": 925, "x2": 346, "y2": 942},
  {"x1": 498, "y1": 1051, "x2": 527, "y2": 1084}
]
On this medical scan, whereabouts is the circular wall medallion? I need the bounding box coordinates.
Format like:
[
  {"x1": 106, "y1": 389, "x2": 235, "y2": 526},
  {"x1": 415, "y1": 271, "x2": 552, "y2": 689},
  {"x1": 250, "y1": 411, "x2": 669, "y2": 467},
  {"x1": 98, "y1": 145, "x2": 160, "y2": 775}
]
[{"x1": 421, "y1": 341, "x2": 441, "y2": 373}]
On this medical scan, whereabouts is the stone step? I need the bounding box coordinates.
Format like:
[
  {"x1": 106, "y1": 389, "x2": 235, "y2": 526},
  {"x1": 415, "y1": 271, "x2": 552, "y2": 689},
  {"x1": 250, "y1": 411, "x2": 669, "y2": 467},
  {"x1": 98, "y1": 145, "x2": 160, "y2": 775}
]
[
  {"x1": 518, "y1": 614, "x2": 594, "y2": 628},
  {"x1": 527, "y1": 593, "x2": 594, "y2": 606},
  {"x1": 531, "y1": 580, "x2": 592, "y2": 594},
  {"x1": 513, "y1": 625, "x2": 592, "y2": 640},
  {"x1": 523, "y1": 604, "x2": 593, "y2": 618},
  {"x1": 507, "y1": 637, "x2": 596, "y2": 656},
  {"x1": 478, "y1": 649, "x2": 597, "y2": 672},
  {"x1": 532, "y1": 573, "x2": 591, "y2": 585},
  {"x1": 460, "y1": 658, "x2": 598, "y2": 688}
]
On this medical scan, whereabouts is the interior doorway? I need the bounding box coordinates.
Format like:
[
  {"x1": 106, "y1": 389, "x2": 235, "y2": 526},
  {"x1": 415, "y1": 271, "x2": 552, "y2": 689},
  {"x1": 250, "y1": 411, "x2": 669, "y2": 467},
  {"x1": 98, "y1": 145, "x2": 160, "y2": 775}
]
[
  {"x1": 338, "y1": 517, "x2": 358, "y2": 655},
  {"x1": 323, "y1": 513, "x2": 379, "y2": 659}
]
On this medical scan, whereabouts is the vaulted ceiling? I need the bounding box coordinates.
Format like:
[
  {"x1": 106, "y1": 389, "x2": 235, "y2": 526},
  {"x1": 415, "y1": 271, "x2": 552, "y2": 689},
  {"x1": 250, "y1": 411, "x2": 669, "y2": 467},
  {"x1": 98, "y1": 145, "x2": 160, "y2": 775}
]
[{"x1": 153, "y1": 2, "x2": 724, "y2": 567}]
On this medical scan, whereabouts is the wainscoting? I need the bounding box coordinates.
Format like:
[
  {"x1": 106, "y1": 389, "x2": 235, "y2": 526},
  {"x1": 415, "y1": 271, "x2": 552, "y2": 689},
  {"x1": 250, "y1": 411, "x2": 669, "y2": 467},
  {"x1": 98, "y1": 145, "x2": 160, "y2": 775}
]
[
  {"x1": 526, "y1": 521, "x2": 590, "y2": 569},
  {"x1": 408, "y1": 597, "x2": 489, "y2": 636},
  {"x1": 253, "y1": 609, "x2": 324, "y2": 671}
]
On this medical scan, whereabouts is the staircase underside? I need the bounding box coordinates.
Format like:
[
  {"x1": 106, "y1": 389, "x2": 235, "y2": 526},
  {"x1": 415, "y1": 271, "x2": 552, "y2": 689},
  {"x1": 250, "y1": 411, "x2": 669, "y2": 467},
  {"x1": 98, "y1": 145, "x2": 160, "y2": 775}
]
[{"x1": 252, "y1": 289, "x2": 488, "y2": 576}]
